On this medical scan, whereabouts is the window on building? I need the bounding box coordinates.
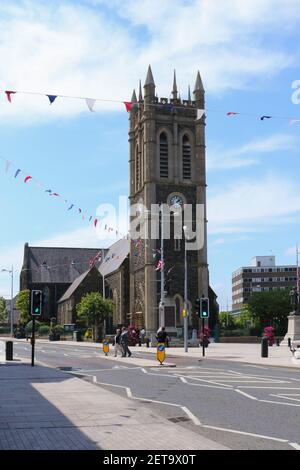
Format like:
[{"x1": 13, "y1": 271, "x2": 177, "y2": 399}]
[
  {"x1": 160, "y1": 132, "x2": 169, "y2": 179},
  {"x1": 182, "y1": 135, "x2": 191, "y2": 180}
]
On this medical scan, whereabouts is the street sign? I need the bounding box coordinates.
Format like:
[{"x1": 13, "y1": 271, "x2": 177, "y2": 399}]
[
  {"x1": 156, "y1": 343, "x2": 166, "y2": 365},
  {"x1": 182, "y1": 309, "x2": 187, "y2": 317},
  {"x1": 103, "y1": 340, "x2": 109, "y2": 356}
]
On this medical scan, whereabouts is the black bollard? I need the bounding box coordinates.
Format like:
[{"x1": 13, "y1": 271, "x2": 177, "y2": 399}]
[
  {"x1": 5, "y1": 341, "x2": 13, "y2": 361},
  {"x1": 261, "y1": 336, "x2": 268, "y2": 357}
]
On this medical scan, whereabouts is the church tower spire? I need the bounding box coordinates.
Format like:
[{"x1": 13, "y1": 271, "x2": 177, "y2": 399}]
[
  {"x1": 138, "y1": 79, "x2": 143, "y2": 102},
  {"x1": 193, "y1": 70, "x2": 205, "y2": 108},
  {"x1": 172, "y1": 69, "x2": 178, "y2": 100},
  {"x1": 144, "y1": 65, "x2": 155, "y2": 102}
]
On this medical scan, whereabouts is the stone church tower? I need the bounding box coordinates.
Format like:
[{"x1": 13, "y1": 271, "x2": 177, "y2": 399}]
[{"x1": 128, "y1": 66, "x2": 208, "y2": 337}]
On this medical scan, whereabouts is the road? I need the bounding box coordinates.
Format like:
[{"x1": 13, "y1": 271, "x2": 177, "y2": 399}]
[{"x1": 11, "y1": 340, "x2": 300, "y2": 450}]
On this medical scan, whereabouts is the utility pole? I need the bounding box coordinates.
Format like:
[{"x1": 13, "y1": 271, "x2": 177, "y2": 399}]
[{"x1": 296, "y1": 243, "x2": 299, "y2": 296}]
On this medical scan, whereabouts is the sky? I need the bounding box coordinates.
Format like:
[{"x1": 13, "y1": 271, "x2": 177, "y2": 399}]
[{"x1": 1, "y1": 0, "x2": 300, "y2": 311}]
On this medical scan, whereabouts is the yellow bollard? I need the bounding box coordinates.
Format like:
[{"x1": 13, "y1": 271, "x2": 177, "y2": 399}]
[{"x1": 156, "y1": 343, "x2": 166, "y2": 365}]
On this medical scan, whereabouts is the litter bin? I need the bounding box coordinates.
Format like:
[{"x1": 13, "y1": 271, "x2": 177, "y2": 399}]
[
  {"x1": 73, "y1": 331, "x2": 82, "y2": 342},
  {"x1": 261, "y1": 336, "x2": 268, "y2": 358},
  {"x1": 6, "y1": 341, "x2": 13, "y2": 361}
]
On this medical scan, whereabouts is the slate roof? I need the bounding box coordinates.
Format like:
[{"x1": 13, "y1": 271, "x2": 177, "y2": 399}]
[
  {"x1": 23, "y1": 245, "x2": 107, "y2": 284},
  {"x1": 99, "y1": 239, "x2": 130, "y2": 277},
  {"x1": 57, "y1": 266, "x2": 102, "y2": 303}
]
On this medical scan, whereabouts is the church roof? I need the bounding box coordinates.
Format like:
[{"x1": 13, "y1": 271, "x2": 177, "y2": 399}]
[
  {"x1": 57, "y1": 266, "x2": 101, "y2": 303},
  {"x1": 22, "y1": 245, "x2": 106, "y2": 284},
  {"x1": 99, "y1": 239, "x2": 130, "y2": 277}
]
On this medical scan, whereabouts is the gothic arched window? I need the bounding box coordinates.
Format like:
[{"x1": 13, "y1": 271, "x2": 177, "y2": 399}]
[
  {"x1": 159, "y1": 132, "x2": 169, "y2": 179},
  {"x1": 182, "y1": 135, "x2": 191, "y2": 180}
]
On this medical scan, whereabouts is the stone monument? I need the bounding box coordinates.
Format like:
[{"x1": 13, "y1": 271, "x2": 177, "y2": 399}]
[{"x1": 281, "y1": 288, "x2": 300, "y2": 346}]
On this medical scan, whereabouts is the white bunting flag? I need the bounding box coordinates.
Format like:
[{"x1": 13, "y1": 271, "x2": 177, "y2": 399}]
[
  {"x1": 85, "y1": 98, "x2": 96, "y2": 112},
  {"x1": 5, "y1": 160, "x2": 12, "y2": 173},
  {"x1": 196, "y1": 109, "x2": 205, "y2": 120}
]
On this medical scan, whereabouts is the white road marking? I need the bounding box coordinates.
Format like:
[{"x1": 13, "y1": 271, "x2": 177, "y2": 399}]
[
  {"x1": 270, "y1": 395, "x2": 300, "y2": 403},
  {"x1": 181, "y1": 406, "x2": 202, "y2": 426},
  {"x1": 63, "y1": 353, "x2": 69, "y2": 356},
  {"x1": 202, "y1": 425, "x2": 289, "y2": 443},
  {"x1": 235, "y1": 389, "x2": 258, "y2": 400},
  {"x1": 259, "y1": 399, "x2": 300, "y2": 407},
  {"x1": 180, "y1": 377, "x2": 188, "y2": 383},
  {"x1": 243, "y1": 365, "x2": 269, "y2": 370},
  {"x1": 289, "y1": 443, "x2": 300, "y2": 450}
]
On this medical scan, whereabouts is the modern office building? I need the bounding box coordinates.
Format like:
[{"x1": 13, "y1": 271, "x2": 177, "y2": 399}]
[{"x1": 232, "y1": 256, "x2": 297, "y2": 313}]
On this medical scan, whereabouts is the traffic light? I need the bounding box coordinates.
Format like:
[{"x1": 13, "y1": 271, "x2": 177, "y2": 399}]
[
  {"x1": 31, "y1": 290, "x2": 42, "y2": 316},
  {"x1": 200, "y1": 297, "x2": 209, "y2": 319},
  {"x1": 195, "y1": 298, "x2": 201, "y2": 316}
]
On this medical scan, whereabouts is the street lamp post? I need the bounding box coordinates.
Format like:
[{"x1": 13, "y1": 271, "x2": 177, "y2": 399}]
[
  {"x1": 1, "y1": 266, "x2": 14, "y2": 337},
  {"x1": 183, "y1": 226, "x2": 188, "y2": 353},
  {"x1": 159, "y1": 204, "x2": 165, "y2": 328}
]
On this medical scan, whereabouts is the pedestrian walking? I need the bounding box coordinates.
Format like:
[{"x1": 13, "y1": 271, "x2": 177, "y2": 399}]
[
  {"x1": 120, "y1": 326, "x2": 132, "y2": 357},
  {"x1": 139, "y1": 327, "x2": 146, "y2": 346},
  {"x1": 113, "y1": 328, "x2": 123, "y2": 357},
  {"x1": 156, "y1": 326, "x2": 168, "y2": 346}
]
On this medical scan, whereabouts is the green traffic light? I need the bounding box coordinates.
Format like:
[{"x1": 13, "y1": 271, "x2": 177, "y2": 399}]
[{"x1": 35, "y1": 308, "x2": 39, "y2": 313}]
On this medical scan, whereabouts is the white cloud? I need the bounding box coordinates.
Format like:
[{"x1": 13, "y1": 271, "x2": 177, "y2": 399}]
[
  {"x1": 208, "y1": 173, "x2": 300, "y2": 234},
  {"x1": 207, "y1": 134, "x2": 296, "y2": 170},
  {"x1": 0, "y1": 0, "x2": 298, "y2": 123}
]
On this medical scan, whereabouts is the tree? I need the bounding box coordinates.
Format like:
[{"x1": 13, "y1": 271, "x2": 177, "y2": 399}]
[
  {"x1": 219, "y1": 311, "x2": 235, "y2": 329},
  {"x1": 76, "y1": 292, "x2": 113, "y2": 341},
  {"x1": 247, "y1": 291, "x2": 291, "y2": 335},
  {"x1": 15, "y1": 290, "x2": 30, "y2": 325},
  {"x1": 0, "y1": 296, "x2": 7, "y2": 323}
]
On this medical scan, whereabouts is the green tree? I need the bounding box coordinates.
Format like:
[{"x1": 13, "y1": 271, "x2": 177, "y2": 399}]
[
  {"x1": 0, "y1": 296, "x2": 8, "y2": 323},
  {"x1": 76, "y1": 292, "x2": 113, "y2": 341},
  {"x1": 247, "y1": 291, "x2": 291, "y2": 335},
  {"x1": 15, "y1": 290, "x2": 31, "y2": 325},
  {"x1": 219, "y1": 311, "x2": 235, "y2": 329}
]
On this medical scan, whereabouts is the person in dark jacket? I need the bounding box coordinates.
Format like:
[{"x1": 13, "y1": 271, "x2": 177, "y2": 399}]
[
  {"x1": 120, "y1": 326, "x2": 132, "y2": 357},
  {"x1": 113, "y1": 328, "x2": 122, "y2": 357},
  {"x1": 156, "y1": 326, "x2": 169, "y2": 346}
]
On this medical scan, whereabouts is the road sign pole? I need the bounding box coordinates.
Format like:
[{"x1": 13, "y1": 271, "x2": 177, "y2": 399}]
[{"x1": 31, "y1": 315, "x2": 35, "y2": 367}]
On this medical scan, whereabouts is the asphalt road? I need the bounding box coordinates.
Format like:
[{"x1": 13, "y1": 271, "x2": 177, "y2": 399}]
[{"x1": 10, "y1": 341, "x2": 300, "y2": 450}]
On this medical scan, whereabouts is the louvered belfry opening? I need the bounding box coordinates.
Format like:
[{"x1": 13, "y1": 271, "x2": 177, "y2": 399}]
[
  {"x1": 159, "y1": 132, "x2": 169, "y2": 179},
  {"x1": 182, "y1": 135, "x2": 191, "y2": 180}
]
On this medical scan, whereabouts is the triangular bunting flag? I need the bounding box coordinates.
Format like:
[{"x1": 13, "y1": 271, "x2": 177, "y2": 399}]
[
  {"x1": 196, "y1": 109, "x2": 205, "y2": 120},
  {"x1": 14, "y1": 169, "x2": 21, "y2": 178},
  {"x1": 5, "y1": 91, "x2": 16, "y2": 103},
  {"x1": 5, "y1": 160, "x2": 12, "y2": 173},
  {"x1": 260, "y1": 115, "x2": 272, "y2": 121},
  {"x1": 24, "y1": 176, "x2": 32, "y2": 183},
  {"x1": 94, "y1": 219, "x2": 98, "y2": 227},
  {"x1": 47, "y1": 95, "x2": 57, "y2": 105},
  {"x1": 85, "y1": 98, "x2": 96, "y2": 112},
  {"x1": 67, "y1": 204, "x2": 74, "y2": 211},
  {"x1": 227, "y1": 112, "x2": 239, "y2": 116},
  {"x1": 124, "y1": 101, "x2": 132, "y2": 112}
]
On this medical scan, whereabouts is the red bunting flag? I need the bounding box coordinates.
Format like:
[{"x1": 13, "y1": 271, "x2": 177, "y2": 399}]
[
  {"x1": 227, "y1": 112, "x2": 239, "y2": 116},
  {"x1": 5, "y1": 91, "x2": 16, "y2": 103},
  {"x1": 124, "y1": 101, "x2": 132, "y2": 112},
  {"x1": 24, "y1": 176, "x2": 32, "y2": 183},
  {"x1": 94, "y1": 219, "x2": 98, "y2": 227}
]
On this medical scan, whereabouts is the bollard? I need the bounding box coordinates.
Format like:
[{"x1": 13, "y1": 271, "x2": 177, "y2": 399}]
[
  {"x1": 288, "y1": 338, "x2": 291, "y2": 349},
  {"x1": 261, "y1": 336, "x2": 268, "y2": 358},
  {"x1": 5, "y1": 341, "x2": 13, "y2": 361}
]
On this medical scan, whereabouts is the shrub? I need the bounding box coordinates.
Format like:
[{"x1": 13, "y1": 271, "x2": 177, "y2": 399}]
[
  {"x1": 38, "y1": 325, "x2": 50, "y2": 336},
  {"x1": 51, "y1": 325, "x2": 64, "y2": 336},
  {"x1": 84, "y1": 329, "x2": 92, "y2": 339}
]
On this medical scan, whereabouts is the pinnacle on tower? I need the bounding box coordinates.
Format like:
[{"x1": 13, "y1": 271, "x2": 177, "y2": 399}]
[
  {"x1": 193, "y1": 70, "x2": 204, "y2": 93},
  {"x1": 144, "y1": 65, "x2": 155, "y2": 86},
  {"x1": 144, "y1": 65, "x2": 156, "y2": 102},
  {"x1": 139, "y1": 80, "x2": 143, "y2": 101},
  {"x1": 188, "y1": 85, "x2": 191, "y2": 102},
  {"x1": 131, "y1": 89, "x2": 137, "y2": 103},
  {"x1": 172, "y1": 69, "x2": 178, "y2": 100}
]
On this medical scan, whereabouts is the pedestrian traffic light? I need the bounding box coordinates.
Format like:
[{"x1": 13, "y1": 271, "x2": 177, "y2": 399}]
[
  {"x1": 200, "y1": 297, "x2": 209, "y2": 319},
  {"x1": 31, "y1": 290, "x2": 42, "y2": 316}
]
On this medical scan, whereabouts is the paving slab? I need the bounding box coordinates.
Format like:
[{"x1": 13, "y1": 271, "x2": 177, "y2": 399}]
[{"x1": 0, "y1": 363, "x2": 228, "y2": 450}]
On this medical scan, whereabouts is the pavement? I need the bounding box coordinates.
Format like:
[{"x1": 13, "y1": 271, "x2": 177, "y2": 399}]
[
  {"x1": 0, "y1": 360, "x2": 228, "y2": 450},
  {"x1": 2, "y1": 337, "x2": 298, "y2": 369}
]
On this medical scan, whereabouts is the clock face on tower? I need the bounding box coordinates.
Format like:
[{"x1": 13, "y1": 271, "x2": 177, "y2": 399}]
[{"x1": 169, "y1": 194, "x2": 184, "y2": 209}]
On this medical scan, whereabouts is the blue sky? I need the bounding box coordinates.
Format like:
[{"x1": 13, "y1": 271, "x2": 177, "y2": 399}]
[{"x1": 1, "y1": 0, "x2": 300, "y2": 311}]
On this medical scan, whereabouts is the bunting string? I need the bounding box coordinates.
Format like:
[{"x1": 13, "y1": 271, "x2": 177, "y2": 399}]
[{"x1": 0, "y1": 88, "x2": 300, "y2": 123}]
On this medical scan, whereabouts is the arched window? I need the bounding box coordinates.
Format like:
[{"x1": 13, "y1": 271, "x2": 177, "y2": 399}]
[
  {"x1": 159, "y1": 132, "x2": 169, "y2": 179},
  {"x1": 182, "y1": 135, "x2": 191, "y2": 180}
]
